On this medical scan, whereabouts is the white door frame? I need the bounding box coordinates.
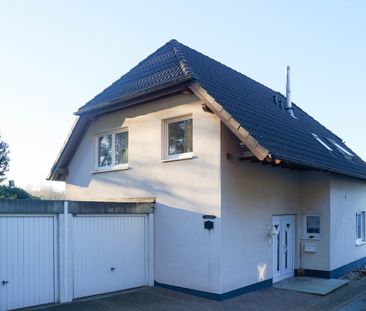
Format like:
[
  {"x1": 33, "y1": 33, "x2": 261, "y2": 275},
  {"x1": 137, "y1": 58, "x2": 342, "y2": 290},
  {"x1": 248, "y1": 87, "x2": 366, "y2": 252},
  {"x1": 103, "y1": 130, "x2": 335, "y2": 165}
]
[{"x1": 272, "y1": 215, "x2": 295, "y2": 283}]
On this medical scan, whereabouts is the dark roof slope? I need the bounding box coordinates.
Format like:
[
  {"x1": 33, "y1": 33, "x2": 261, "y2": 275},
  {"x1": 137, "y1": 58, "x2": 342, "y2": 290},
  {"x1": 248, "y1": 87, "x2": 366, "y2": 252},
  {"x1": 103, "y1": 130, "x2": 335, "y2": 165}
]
[
  {"x1": 77, "y1": 40, "x2": 366, "y2": 180},
  {"x1": 78, "y1": 41, "x2": 196, "y2": 113}
]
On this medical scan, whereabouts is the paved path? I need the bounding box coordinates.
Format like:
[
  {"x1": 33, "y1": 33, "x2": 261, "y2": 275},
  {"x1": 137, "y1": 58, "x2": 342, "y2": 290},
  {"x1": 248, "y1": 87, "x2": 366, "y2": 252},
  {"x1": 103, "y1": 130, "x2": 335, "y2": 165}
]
[
  {"x1": 338, "y1": 292, "x2": 366, "y2": 311},
  {"x1": 33, "y1": 279, "x2": 366, "y2": 311}
]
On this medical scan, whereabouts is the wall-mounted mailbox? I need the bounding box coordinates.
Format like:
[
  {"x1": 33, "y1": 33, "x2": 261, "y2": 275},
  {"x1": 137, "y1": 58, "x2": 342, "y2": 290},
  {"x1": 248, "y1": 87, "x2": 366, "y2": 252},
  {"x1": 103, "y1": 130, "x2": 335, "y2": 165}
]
[
  {"x1": 304, "y1": 243, "x2": 316, "y2": 253},
  {"x1": 204, "y1": 220, "x2": 214, "y2": 230}
]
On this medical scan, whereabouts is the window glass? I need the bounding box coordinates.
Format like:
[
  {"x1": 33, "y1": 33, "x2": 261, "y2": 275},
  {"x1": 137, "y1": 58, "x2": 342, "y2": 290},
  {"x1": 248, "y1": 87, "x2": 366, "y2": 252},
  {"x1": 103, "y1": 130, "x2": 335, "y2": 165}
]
[
  {"x1": 312, "y1": 134, "x2": 332, "y2": 151},
  {"x1": 333, "y1": 141, "x2": 354, "y2": 157},
  {"x1": 168, "y1": 118, "x2": 192, "y2": 156},
  {"x1": 98, "y1": 134, "x2": 112, "y2": 167},
  {"x1": 96, "y1": 130, "x2": 128, "y2": 169},
  {"x1": 356, "y1": 212, "x2": 365, "y2": 242},
  {"x1": 115, "y1": 132, "x2": 128, "y2": 165},
  {"x1": 303, "y1": 215, "x2": 320, "y2": 238},
  {"x1": 306, "y1": 216, "x2": 320, "y2": 234}
]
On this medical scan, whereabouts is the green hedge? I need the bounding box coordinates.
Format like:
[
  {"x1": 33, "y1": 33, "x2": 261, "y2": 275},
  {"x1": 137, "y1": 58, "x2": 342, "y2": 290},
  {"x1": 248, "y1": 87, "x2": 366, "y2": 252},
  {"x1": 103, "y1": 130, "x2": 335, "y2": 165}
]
[{"x1": 0, "y1": 185, "x2": 38, "y2": 200}]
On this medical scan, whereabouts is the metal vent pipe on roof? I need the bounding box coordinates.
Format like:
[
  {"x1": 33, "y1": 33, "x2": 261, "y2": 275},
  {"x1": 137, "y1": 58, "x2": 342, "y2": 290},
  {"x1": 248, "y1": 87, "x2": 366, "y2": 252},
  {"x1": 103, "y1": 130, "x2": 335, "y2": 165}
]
[{"x1": 286, "y1": 66, "x2": 295, "y2": 117}]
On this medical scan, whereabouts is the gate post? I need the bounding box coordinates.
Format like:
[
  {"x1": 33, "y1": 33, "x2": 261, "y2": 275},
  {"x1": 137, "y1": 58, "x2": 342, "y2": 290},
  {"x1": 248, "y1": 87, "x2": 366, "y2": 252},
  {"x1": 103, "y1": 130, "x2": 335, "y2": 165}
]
[
  {"x1": 148, "y1": 213, "x2": 155, "y2": 286},
  {"x1": 59, "y1": 201, "x2": 73, "y2": 302}
]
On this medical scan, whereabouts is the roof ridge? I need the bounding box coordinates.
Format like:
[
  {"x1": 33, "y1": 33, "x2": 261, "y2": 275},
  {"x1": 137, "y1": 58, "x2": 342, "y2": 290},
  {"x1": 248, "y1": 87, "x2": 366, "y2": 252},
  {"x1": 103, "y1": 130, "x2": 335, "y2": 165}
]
[
  {"x1": 168, "y1": 39, "x2": 198, "y2": 80},
  {"x1": 173, "y1": 40, "x2": 281, "y2": 96}
]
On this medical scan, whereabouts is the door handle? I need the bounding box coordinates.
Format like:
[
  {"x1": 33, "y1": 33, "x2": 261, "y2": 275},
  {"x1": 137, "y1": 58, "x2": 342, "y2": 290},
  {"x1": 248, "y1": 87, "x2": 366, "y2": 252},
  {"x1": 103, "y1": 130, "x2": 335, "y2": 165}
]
[{"x1": 2, "y1": 280, "x2": 9, "y2": 286}]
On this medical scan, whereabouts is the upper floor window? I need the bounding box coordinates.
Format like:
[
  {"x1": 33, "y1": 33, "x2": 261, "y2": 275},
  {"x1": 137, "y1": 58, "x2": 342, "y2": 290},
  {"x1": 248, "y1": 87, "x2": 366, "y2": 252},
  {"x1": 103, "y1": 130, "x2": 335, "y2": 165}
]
[
  {"x1": 164, "y1": 116, "x2": 193, "y2": 160},
  {"x1": 96, "y1": 129, "x2": 128, "y2": 170},
  {"x1": 356, "y1": 211, "x2": 365, "y2": 245}
]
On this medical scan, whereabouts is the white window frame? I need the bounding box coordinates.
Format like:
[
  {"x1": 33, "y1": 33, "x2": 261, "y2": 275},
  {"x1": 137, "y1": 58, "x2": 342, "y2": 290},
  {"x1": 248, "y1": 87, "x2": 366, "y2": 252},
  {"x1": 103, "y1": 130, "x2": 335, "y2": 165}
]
[
  {"x1": 356, "y1": 211, "x2": 366, "y2": 245},
  {"x1": 303, "y1": 215, "x2": 320, "y2": 239},
  {"x1": 329, "y1": 139, "x2": 354, "y2": 157},
  {"x1": 163, "y1": 115, "x2": 193, "y2": 161},
  {"x1": 311, "y1": 133, "x2": 333, "y2": 152},
  {"x1": 94, "y1": 128, "x2": 128, "y2": 172}
]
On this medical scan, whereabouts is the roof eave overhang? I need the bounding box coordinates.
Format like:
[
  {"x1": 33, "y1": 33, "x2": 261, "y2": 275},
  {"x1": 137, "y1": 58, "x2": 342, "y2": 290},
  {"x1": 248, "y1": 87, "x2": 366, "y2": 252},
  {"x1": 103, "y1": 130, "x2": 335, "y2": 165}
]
[
  {"x1": 48, "y1": 78, "x2": 195, "y2": 181},
  {"x1": 189, "y1": 82, "x2": 270, "y2": 161},
  {"x1": 189, "y1": 82, "x2": 366, "y2": 181},
  {"x1": 47, "y1": 115, "x2": 91, "y2": 181},
  {"x1": 273, "y1": 153, "x2": 366, "y2": 181},
  {"x1": 49, "y1": 79, "x2": 366, "y2": 182},
  {"x1": 75, "y1": 75, "x2": 194, "y2": 116}
]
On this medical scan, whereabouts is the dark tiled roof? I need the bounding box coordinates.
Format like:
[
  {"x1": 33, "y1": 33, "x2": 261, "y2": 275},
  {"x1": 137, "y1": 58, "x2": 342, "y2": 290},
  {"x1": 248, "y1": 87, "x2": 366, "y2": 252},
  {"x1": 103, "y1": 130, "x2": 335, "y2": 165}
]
[
  {"x1": 77, "y1": 39, "x2": 366, "y2": 180},
  {"x1": 79, "y1": 41, "x2": 196, "y2": 113}
]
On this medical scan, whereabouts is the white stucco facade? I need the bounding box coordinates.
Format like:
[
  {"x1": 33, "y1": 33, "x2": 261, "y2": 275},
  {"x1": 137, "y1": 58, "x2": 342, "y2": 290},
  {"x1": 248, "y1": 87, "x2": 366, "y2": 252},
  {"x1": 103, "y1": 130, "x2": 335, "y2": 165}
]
[
  {"x1": 220, "y1": 125, "x2": 336, "y2": 291},
  {"x1": 64, "y1": 92, "x2": 366, "y2": 295},
  {"x1": 65, "y1": 93, "x2": 223, "y2": 294},
  {"x1": 330, "y1": 176, "x2": 366, "y2": 271},
  {"x1": 220, "y1": 124, "x2": 299, "y2": 292}
]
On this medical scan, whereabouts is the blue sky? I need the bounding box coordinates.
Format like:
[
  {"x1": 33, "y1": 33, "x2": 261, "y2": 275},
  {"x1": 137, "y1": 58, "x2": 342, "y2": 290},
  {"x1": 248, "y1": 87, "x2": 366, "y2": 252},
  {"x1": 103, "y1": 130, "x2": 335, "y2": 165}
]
[{"x1": 0, "y1": 1, "x2": 365, "y2": 190}]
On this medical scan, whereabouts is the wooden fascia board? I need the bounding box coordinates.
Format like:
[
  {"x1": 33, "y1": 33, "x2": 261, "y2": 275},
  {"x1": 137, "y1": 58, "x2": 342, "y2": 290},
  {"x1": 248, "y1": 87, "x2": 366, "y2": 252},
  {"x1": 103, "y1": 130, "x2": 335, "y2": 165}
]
[{"x1": 189, "y1": 82, "x2": 270, "y2": 161}]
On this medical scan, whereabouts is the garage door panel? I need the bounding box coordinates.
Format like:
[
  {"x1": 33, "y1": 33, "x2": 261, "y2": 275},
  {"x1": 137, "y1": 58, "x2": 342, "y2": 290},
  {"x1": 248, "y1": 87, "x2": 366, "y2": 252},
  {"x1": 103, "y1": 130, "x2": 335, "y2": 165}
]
[
  {"x1": 73, "y1": 215, "x2": 147, "y2": 299},
  {"x1": 0, "y1": 216, "x2": 55, "y2": 311},
  {"x1": 124, "y1": 216, "x2": 146, "y2": 287}
]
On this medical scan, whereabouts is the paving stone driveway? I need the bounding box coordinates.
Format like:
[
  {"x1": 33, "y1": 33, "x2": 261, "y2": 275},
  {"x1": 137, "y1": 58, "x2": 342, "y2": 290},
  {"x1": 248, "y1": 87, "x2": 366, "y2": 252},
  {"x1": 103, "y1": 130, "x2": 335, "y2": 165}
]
[{"x1": 35, "y1": 279, "x2": 366, "y2": 311}]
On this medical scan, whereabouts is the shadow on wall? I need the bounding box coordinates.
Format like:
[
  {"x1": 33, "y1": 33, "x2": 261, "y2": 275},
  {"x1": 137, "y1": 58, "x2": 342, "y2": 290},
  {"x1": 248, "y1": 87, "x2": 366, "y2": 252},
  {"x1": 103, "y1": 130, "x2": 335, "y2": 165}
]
[{"x1": 66, "y1": 150, "x2": 220, "y2": 215}]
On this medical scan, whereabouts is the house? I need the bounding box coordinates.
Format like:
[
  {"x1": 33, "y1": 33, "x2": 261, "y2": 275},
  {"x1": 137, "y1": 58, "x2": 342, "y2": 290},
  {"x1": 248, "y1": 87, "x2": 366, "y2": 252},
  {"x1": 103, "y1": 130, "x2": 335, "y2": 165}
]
[{"x1": 48, "y1": 39, "x2": 366, "y2": 300}]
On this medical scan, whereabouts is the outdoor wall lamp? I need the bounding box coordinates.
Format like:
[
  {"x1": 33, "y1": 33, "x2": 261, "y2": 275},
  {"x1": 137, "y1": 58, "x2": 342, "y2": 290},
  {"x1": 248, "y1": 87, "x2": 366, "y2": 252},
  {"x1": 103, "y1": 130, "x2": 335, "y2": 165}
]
[
  {"x1": 269, "y1": 225, "x2": 279, "y2": 236},
  {"x1": 267, "y1": 225, "x2": 278, "y2": 243}
]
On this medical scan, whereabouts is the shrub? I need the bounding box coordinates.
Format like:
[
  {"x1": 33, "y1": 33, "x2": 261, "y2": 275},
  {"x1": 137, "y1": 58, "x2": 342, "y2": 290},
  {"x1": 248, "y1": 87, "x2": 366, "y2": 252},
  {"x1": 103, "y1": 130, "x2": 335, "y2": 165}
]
[{"x1": 0, "y1": 185, "x2": 38, "y2": 200}]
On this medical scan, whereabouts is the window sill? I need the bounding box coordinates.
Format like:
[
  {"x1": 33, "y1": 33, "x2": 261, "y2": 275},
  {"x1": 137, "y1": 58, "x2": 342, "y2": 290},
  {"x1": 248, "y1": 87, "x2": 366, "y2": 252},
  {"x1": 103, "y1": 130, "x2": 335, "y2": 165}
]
[
  {"x1": 301, "y1": 236, "x2": 321, "y2": 241},
  {"x1": 161, "y1": 153, "x2": 195, "y2": 163},
  {"x1": 92, "y1": 164, "x2": 129, "y2": 174},
  {"x1": 356, "y1": 240, "x2": 366, "y2": 246}
]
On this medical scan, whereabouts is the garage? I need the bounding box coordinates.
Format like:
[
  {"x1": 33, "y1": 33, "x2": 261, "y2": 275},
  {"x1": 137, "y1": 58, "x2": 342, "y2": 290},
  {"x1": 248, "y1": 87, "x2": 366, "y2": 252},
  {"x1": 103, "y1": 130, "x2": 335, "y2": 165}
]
[
  {"x1": 0, "y1": 199, "x2": 154, "y2": 310},
  {"x1": 0, "y1": 216, "x2": 56, "y2": 311},
  {"x1": 73, "y1": 215, "x2": 148, "y2": 298}
]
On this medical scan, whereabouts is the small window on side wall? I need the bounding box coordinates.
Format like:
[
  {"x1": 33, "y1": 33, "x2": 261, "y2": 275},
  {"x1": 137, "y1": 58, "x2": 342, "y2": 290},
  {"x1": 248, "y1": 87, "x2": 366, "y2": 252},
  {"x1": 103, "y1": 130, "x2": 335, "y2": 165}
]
[
  {"x1": 303, "y1": 215, "x2": 320, "y2": 239},
  {"x1": 356, "y1": 212, "x2": 365, "y2": 244},
  {"x1": 164, "y1": 116, "x2": 193, "y2": 160},
  {"x1": 96, "y1": 129, "x2": 128, "y2": 170}
]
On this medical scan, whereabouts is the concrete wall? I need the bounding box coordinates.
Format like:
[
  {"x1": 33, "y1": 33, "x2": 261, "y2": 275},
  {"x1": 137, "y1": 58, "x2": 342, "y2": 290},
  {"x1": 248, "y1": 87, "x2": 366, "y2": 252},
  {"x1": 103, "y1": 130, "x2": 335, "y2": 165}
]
[
  {"x1": 65, "y1": 93, "x2": 223, "y2": 293},
  {"x1": 330, "y1": 176, "x2": 366, "y2": 270}
]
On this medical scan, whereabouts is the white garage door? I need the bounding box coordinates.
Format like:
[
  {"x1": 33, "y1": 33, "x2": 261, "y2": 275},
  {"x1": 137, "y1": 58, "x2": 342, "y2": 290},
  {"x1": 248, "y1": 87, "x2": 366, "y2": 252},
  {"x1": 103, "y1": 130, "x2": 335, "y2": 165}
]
[
  {"x1": 73, "y1": 215, "x2": 147, "y2": 298},
  {"x1": 0, "y1": 216, "x2": 55, "y2": 311}
]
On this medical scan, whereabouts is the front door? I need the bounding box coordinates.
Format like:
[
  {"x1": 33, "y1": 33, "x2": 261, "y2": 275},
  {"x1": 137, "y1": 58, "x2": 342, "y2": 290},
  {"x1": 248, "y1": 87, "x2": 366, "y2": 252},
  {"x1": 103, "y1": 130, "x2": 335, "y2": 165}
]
[{"x1": 272, "y1": 215, "x2": 295, "y2": 283}]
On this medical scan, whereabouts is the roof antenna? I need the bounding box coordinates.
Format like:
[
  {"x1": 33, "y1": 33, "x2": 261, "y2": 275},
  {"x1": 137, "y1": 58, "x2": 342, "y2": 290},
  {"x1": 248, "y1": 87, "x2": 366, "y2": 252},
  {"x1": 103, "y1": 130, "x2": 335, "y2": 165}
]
[{"x1": 286, "y1": 66, "x2": 295, "y2": 118}]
